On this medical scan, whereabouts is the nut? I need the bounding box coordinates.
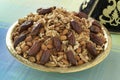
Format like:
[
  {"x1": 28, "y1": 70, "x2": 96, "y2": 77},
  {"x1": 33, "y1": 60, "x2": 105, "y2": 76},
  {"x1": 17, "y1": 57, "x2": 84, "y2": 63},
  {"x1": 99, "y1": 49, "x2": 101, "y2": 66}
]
[
  {"x1": 62, "y1": 29, "x2": 68, "y2": 35},
  {"x1": 36, "y1": 50, "x2": 43, "y2": 63},
  {"x1": 26, "y1": 41, "x2": 33, "y2": 47},
  {"x1": 41, "y1": 44, "x2": 47, "y2": 50},
  {"x1": 78, "y1": 60, "x2": 84, "y2": 65},
  {"x1": 25, "y1": 35, "x2": 32, "y2": 42},
  {"x1": 28, "y1": 56, "x2": 36, "y2": 63},
  {"x1": 47, "y1": 44, "x2": 53, "y2": 49},
  {"x1": 22, "y1": 45, "x2": 29, "y2": 52},
  {"x1": 76, "y1": 48, "x2": 81, "y2": 53},
  {"x1": 60, "y1": 35, "x2": 67, "y2": 41}
]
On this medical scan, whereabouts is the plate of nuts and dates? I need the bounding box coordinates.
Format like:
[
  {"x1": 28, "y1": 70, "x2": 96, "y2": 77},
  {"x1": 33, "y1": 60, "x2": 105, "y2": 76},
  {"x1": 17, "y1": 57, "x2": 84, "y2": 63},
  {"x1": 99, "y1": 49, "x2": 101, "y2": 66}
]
[{"x1": 6, "y1": 7, "x2": 112, "y2": 73}]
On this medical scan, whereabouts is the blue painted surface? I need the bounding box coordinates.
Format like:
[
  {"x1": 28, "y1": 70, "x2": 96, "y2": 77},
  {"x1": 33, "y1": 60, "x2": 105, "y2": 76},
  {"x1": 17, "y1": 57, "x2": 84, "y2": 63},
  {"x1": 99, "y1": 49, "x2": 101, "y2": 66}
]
[{"x1": 0, "y1": 0, "x2": 120, "y2": 80}]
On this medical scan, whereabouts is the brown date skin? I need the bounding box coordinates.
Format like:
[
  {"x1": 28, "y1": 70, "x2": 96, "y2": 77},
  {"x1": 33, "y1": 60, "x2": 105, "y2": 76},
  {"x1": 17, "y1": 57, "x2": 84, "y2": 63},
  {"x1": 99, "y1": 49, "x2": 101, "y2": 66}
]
[
  {"x1": 90, "y1": 25, "x2": 100, "y2": 33},
  {"x1": 66, "y1": 50, "x2": 77, "y2": 66},
  {"x1": 67, "y1": 31, "x2": 75, "y2": 46},
  {"x1": 19, "y1": 20, "x2": 33, "y2": 33},
  {"x1": 86, "y1": 42, "x2": 97, "y2": 57},
  {"x1": 14, "y1": 33, "x2": 27, "y2": 48},
  {"x1": 52, "y1": 37, "x2": 62, "y2": 51},
  {"x1": 70, "y1": 21, "x2": 82, "y2": 34},
  {"x1": 92, "y1": 21, "x2": 101, "y2": 28},
  {"x1": 40, "y1": 50, "x2": 50, "y2": 65},
  {"x1": 90, "y1": 33, "x2": 106, "y2": 46},
  {"x1": 76, "y1": 12, "x2": 88, "y2": 19},
  {"x1": 28, "y1": 41, "x2": 41, "y2": 56},
  {"x1": 31, "y1": 23, "x2": 43, "y2": 36}
]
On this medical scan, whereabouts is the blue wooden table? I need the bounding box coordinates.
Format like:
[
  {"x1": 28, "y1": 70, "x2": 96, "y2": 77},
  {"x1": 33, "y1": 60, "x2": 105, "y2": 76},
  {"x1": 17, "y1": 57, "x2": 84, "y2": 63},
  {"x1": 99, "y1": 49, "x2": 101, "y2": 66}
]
[{"x1": 0, "y1": 0, "x2": 120, "y2": 80}]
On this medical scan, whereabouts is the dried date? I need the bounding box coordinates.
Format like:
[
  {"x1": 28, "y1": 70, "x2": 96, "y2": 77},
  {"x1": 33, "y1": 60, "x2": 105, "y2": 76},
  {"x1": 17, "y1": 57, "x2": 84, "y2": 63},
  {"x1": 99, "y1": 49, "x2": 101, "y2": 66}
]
[
  {"x1": 70, "y1": 21, "x2": 82, "y2": 34},
  {"x1": 31, "y1": 23, "x2": 43, "y2": 36},
  {"x1": 66, "y1": 50, "x2": 77, "y2": 66},
  {"x1": 14, "y1": 33, "x2": 27, "y2": 48},
  {"x1": 90, "y1": 25, "x2": 100, "y2": 33},
  {"x1": 19, "y1": 20, "x2": 33, "y2": 33},
  {"x1": 67, "y1": 31, "x2": 75, "y2": 46},
  {"x1": 52, "y1": 37, "x2": 62, "y2": 51},
  {"x1": 76, "y1": 12, "x2": 88, "y2": 19},
  {"x1": 86, "y1": 42, "x2": 97, "y2": 57},
  {"x1": 37, "y1": 7, "x2": 55, "y2": 15},
  {"x1": 92, "y1": 20, "x2": 101, "y2": 28},
  {"x1": 90, "y1": 33, "x2": 106, "y2": 46},
  {"x1": 28, "y1": 41, "x2": 41, "y2": 56},
  {"x1": 40, "y1": 50, "x2": 50, "y2": 65}
]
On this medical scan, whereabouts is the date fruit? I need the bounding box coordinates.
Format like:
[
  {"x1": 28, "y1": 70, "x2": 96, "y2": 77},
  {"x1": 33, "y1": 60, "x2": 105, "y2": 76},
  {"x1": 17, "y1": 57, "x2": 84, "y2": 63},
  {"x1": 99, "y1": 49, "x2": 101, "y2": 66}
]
[
  {"x1": 70, "y1": 21, "x2": 82, "y2": 34},
  {"x1": 28, "y1": 41, "x2": 41, "y2": 56},
  {"x1": 66, "y1": 50, "x2": 77, "y2": 65},
  {"x1": 14, "y1": 33, "x2": 27, "y2": 48},
  {"x1": 31, "y1": 23, "x2": 43, "y2": 36},
  {"x1": 86, "y1": 42, "x2": 97, "y2": 57},
  {"x1": 67, "y1": 31, "x2": 75, "y2": 46},
  {"x1": 40, "y1": 50, "x2": 50, "y2": 65},
  {"x1": 19, "y1": 20, "x2": 33, "y2": 33},
  {"x1": 52, "y1": 37, "x2": 62, "y2": 51},
  {"x1": 90, "y1": 25, "x2": 100, "y2": 33},
  {"x1": 92, "y1": 21, "x2": 101, "y2": 28},
  {"x1": 37, "y1": 7, "x2": 53, "y2": 15},
  {"x1": 90, "y1": 33, "x2": 106, "y2": 46},
  {"x1": 76, "y1": 12, "x2": 88, "y2": 19}
]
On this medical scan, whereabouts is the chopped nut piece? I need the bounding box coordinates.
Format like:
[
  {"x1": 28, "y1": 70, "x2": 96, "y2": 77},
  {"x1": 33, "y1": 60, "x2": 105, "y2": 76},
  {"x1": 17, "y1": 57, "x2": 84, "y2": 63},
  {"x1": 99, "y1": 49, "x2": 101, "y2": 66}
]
[
  {"x1": 28, "y1": 56, "x2": 36, "y2": 63},
  {"x1": 41, "y1": 44, "x2": 47, "y2": 50},
  {"x1": 36, "y1": 50, "x2": 43, "y2": 63},
  {"x1": 47, "y1": 44, "x2": 53, "y2": 49},
  {"x1": 62, "y1": 29, "x2": 68, "y2": 35},
  {"x1": 22, "y1": 45, "x2": 29, "y2": 52},
  {"x1": 60, "y1": 35, "x2": 67, "y2": 41},
  {"x1": 25, "y1": 35, "x2": 32, "y2": 42}
]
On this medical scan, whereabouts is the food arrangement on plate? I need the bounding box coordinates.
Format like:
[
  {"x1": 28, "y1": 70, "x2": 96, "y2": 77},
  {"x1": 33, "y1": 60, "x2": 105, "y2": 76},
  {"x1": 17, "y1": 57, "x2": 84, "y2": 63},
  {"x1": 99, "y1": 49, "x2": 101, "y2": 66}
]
[{"x1": 6, "y1": 7, "x2": 111, "y2": 73}]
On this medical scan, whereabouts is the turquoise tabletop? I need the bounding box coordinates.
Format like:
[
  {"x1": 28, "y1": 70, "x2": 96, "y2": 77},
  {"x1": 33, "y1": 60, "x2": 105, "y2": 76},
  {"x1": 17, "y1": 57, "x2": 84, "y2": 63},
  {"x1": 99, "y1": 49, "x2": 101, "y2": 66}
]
[{"x1": 0, "y1": 0, "x2": 120, "y2": 80}]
